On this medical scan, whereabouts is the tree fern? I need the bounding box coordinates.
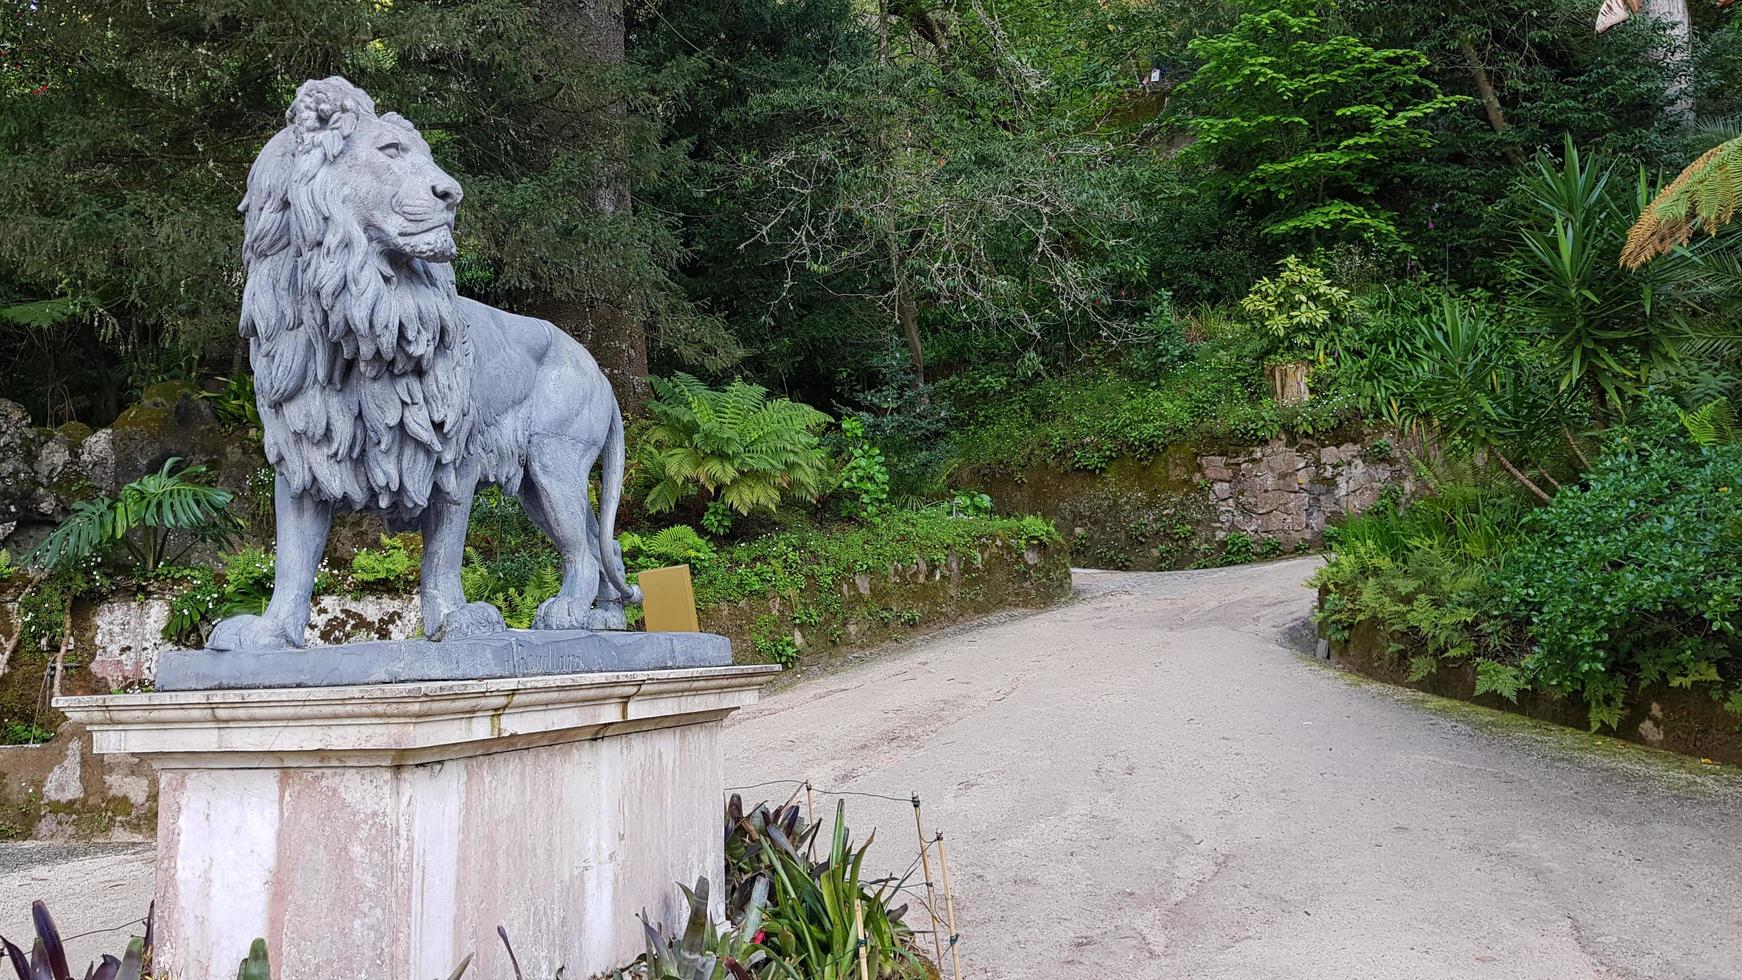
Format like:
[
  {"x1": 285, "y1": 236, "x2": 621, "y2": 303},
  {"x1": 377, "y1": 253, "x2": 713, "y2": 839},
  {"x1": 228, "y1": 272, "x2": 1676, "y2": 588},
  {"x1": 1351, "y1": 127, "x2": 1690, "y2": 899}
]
[
  {"x1": 638, "y1": 374, "x2": 832, "y2": 522},
  {"x1": 1622, "y1": 135, "x2": 1742, "y2": 267}
]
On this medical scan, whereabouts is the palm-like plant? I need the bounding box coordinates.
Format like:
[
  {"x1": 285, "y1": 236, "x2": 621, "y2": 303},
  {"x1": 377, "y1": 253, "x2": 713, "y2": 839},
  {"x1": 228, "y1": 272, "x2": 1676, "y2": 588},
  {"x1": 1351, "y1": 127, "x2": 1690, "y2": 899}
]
[
  {"x1": 1623, "y1": 129, "x2": 1742, "y2": 267},
  {"x1": 30, "y1": 458, "x2": 242, "y2": 573},
  {"x1": 638, "y1": 375, "x2": 832, "y2": 524},
  {"x1": 1511, "y1": 138, "x2": 1699, "y2": 411}
]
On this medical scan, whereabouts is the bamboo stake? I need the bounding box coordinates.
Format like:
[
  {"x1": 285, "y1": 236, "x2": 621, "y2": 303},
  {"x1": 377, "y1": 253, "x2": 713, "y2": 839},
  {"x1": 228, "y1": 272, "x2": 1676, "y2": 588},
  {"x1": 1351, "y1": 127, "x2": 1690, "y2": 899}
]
[
  {"x1": 935, "y1": 833, "x2": 963, "y2": 980},
  {"x1": 854, "y1": 895, "x2": 870, "y2": 980},
  {"x1": 912, "y1": 794, "x2": 946, "y2": 970},
  {"x1": 806, "y1": 781, "x2": 815, "y2": 827}
]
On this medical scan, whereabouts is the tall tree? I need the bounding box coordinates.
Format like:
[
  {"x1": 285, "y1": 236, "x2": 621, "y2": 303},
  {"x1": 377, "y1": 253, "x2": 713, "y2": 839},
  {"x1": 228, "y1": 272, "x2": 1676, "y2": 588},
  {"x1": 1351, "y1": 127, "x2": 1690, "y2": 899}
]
[{"x1": 0, "y1": 0, "x2": 703, "y2": 425}]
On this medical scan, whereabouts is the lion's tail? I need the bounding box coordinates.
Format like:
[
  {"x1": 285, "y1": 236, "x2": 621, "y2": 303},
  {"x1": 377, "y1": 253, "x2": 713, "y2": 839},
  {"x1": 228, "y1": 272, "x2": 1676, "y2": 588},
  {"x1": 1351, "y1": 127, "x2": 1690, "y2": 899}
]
[{"x1": 598, "y1": 407, "x2": 642, "y2": 605}]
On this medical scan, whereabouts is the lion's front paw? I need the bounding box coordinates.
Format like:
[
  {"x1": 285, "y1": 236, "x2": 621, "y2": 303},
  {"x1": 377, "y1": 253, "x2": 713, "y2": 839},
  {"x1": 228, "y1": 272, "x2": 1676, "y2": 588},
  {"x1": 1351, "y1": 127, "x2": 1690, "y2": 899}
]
[
  {"x1": 532, "y1": 596, "x2": 623, "y2": 632},
  {"x1": 430, "y1": 601, "x2": 506, "y2": 642},
  {"x1": 205, "y1": 614, "x2": 304, "y2": 652}
]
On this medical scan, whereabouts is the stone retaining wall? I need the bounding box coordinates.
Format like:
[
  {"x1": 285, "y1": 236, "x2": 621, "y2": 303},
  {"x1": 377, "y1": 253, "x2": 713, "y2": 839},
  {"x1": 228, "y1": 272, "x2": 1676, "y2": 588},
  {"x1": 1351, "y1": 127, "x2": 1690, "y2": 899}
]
[
  {"x1": 1328, "y1": 616, "x2": 1742, "y2": 766},
  {"x1": 969, "y1": 430, "x2": 1415, "y2": 570}
]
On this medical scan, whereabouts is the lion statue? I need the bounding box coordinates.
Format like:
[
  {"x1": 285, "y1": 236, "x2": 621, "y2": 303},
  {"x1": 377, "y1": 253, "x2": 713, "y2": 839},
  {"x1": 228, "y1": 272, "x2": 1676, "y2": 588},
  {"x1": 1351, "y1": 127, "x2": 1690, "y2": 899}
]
[{"x1": 207, "y1": 76, "x2": 640, "y2": 651}]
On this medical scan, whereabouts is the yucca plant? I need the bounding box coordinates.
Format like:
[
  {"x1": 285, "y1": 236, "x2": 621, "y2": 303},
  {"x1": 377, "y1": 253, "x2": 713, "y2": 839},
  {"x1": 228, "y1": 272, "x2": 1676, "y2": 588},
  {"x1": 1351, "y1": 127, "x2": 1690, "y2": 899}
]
[
  {"x1": 637, "y1": 375, "x2": 832, "y2": 532},
  {"x1": 1511, "y1": 138, "x2": 1700, "y2": 412},
  {"x1": 2, "y1": 900, "x2": 152, "y2": 980},
  {"x1": 29, "y1": 458, "x2": 242, "y2": 573}
]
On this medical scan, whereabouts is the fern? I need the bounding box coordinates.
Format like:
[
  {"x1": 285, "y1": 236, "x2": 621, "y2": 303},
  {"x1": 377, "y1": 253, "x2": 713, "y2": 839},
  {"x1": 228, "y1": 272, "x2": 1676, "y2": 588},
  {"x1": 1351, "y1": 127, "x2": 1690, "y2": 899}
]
[
  {"x1": 1678, "y1": 397, "x2": 1737, "y2": 447},
  {"x1": 1622, "y1": 134, "x2": 1742, "y2": 267},
  {"x1": 619, "y1": 525, "x2": 716, "y2": 571},
  {"x1": 1473, "y1": 660, "x2": 1525, "y2": 703},
  {"x1": 638, "y1": 374, "x2": 832, "y2": 521}
]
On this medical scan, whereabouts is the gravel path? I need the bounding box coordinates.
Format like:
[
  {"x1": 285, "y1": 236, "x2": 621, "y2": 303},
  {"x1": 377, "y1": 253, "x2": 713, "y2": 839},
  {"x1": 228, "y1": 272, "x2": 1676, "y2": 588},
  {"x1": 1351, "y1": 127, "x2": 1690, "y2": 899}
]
[{"x1": 6, "y1": 558, "x2": 1741, "y2": 978}]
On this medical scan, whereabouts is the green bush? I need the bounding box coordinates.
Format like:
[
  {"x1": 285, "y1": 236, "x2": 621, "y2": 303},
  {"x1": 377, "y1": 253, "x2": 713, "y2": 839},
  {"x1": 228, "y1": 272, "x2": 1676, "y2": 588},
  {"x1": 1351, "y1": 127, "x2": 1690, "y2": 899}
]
[
  {"x1": 1495, "y1": 417, "x2": 1742, "y2": 728},
  {"x1": 1317, "y1": 409, "x2": 1742, "y2": 729},
  {"x1": 349, "y1": 534, "x2": 422, "y2": 593},
  {"x1": 638, "y1": 374, "x2": 833, "y2": 528},
  {"x1": 834, "y1": 416, "x2": 891, "y2": 520},
  {"x1": 1238, "y1": 256, "x2": 1352, "y2": 363}
]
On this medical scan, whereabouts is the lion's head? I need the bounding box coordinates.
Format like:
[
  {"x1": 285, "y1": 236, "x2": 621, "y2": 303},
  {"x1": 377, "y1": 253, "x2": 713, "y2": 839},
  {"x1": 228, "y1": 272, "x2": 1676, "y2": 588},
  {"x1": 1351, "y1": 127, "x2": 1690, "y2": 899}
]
[{"x1": 238, "y1": 77, "x2": 475, "y2": 517}]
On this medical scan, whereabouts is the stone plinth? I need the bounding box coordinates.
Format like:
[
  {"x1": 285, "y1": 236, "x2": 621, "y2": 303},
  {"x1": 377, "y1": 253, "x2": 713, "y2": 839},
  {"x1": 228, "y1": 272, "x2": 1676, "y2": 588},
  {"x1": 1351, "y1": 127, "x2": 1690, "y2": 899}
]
[{"x1": 57, "y1": 663, "x2": 777, "y2": 980}]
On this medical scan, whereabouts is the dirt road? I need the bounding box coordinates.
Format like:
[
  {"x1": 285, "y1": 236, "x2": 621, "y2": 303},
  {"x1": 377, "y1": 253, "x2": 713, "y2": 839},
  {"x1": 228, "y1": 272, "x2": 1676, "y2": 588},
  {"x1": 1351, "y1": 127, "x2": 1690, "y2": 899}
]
[{"x1": 7, "y1": 558, "x2": 1741, "y2": 977}]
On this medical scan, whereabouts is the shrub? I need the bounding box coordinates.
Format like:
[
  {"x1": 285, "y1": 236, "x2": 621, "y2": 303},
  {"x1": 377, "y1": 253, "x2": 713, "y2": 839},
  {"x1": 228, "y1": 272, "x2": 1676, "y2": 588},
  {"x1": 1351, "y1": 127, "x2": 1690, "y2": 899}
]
[
  {"x1": 1312, "y1": 482, "x2": 1533, "y2": 680},
  {"x1": 349, "y1": 533, "x2": 422, "y2": 593},
  {"x1": 638, "y1": 374, "x2": 833, "y2": 527},
  {"x1": 1495, "y1": 418, "x2": 1742, "y2": 728},
  {"x1": 1238, "y1": 256, "x2": 1352, "y2": 363},
  {"x1": 834, "y1": 417, "x2": 891, "y2": 520}
]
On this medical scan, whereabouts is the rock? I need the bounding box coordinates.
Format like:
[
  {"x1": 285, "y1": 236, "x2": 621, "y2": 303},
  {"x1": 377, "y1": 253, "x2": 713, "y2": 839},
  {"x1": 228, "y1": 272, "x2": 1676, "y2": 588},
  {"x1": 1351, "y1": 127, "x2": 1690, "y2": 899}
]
[
  {"x1": 0, "y1": 399, "x2": 77, "y2": 549},
  {"x1": 1265, "y1": 452, "x2": 1299, "y2": 476},
  {"x1": 43, "y1": 740, "x2": 83, "y2": 803}
]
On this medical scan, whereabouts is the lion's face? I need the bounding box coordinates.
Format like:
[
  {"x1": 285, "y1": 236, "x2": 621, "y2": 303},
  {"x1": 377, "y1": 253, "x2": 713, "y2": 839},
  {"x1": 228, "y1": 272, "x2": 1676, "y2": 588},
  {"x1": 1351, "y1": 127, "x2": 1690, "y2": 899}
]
[{"x1": 333, "y1": 111, "x2": 463, "y2": 263}]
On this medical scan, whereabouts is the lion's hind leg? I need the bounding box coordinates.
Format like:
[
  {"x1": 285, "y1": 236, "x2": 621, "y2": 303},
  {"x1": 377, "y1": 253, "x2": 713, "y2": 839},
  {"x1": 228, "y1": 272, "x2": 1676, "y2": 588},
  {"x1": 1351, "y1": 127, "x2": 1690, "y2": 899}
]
[{"x1": 523, "y1": 435, "x2": 616, "y2": 631}]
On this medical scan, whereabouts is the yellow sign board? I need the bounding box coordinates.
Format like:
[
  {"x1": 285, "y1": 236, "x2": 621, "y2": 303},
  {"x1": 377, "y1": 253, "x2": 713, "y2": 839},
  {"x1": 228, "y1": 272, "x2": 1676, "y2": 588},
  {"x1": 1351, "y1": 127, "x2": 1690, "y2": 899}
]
[{"x1": 638, "y1": 564, "x2": 700, "y2": 633}]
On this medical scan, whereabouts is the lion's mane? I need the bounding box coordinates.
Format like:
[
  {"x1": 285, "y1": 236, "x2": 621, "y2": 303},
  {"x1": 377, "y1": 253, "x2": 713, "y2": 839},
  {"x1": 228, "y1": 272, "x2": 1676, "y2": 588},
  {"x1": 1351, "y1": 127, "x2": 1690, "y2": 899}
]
[{"x1": 238, "y1": 77, "x2": 475, "y2": 520}]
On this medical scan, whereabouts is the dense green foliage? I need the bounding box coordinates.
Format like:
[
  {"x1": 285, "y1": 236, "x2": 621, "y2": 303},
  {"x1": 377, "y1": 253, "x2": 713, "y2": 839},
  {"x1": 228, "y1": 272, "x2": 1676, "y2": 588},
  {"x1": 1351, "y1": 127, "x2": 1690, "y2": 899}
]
[
  {"x1": 1, "y1": 0, "x2": 707, "y2": 424},
  {"x1": 1316, "y1": 409, "x2": 1742, "y2": 729},
  {"x1": 1179, "y1": 0, "x2": 1465, "y2": 251},
  {"x1": 637, "y1": 375, "x2": 834, "y2": 532},
  {"x1": 10, "y1": 0, "x2": 1742, "y2": 754},
  {"x1": 1496, "y1": 417, "x2": 1742, "y2": 727}
]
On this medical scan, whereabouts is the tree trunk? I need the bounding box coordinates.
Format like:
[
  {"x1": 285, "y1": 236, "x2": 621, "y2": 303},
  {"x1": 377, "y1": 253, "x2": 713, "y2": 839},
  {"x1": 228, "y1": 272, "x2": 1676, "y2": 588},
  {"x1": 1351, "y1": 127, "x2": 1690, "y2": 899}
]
[
  {"x1": 877, "y1": 0, "x2": 890, "y2": 65},
  {"x1": 1266, "y1": 361, "x2": 1311, "y2": 406},
  {"x1": 1492, "y1": 447, "x2": 1553, "y2": 503},
  {"x1": 888, "y1": 243, "x2": 925, "y2": 387},
  {"x1": 524, "y1": 296, "x2": 649, "y2": 411},
  {"x1": 1457, "y1": 31, "x2": 1525, "y2": 165},
  {"x1": 534, "y1": 0, "x2": 650, "y2": 413},
  {"x1": 1645, "y1": 0, "x2": 1694, "y2": 124}
]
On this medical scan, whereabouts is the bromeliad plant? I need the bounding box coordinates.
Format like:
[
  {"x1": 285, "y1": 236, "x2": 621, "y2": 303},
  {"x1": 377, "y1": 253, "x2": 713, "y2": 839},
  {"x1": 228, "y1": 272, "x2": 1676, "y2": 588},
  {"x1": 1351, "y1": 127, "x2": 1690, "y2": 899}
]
[
  {"x1": 618, "y1": 877, "x2": 769, "y2": 980},
  {"x1": 2, "y1": 900, "x2": 152, "y2": 980},
  {"x1": 723, "y1": 796, "x2": 927, "y2": 980}
]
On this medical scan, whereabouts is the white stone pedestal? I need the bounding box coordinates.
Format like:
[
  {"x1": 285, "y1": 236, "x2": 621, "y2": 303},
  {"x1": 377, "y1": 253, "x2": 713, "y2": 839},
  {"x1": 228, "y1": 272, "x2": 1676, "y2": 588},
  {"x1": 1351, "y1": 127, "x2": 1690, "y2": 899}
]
[{"x1": 57, "y1": 665, "x2": 776, "y2": 980}]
